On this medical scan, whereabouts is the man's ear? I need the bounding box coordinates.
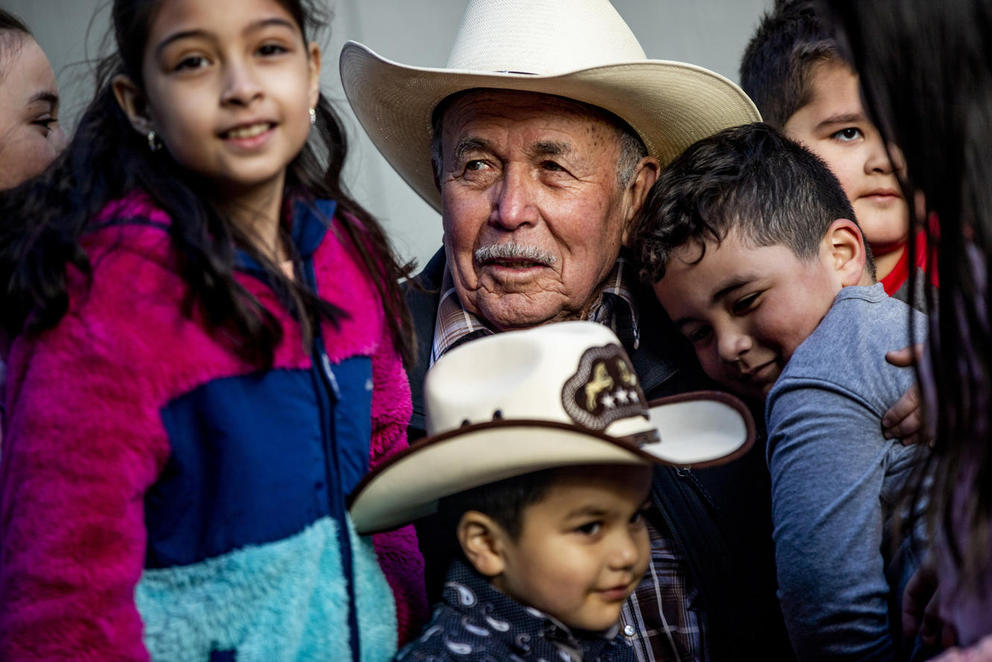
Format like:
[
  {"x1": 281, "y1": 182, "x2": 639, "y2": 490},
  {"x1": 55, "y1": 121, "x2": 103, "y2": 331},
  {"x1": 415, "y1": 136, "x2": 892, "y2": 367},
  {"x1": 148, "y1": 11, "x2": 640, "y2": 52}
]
[
  {"x1": 621, "y1": 156, "x2": 660, "y2": 245},
  {"x1": 112, "y1": 74, "x2": 154, "y2": 135},
  {"x1": 456, "y1": 511, "x2": 508, "y2": 578},
  {"x1": 824, "y1": 218, "x2": 871, "y2": 286}
]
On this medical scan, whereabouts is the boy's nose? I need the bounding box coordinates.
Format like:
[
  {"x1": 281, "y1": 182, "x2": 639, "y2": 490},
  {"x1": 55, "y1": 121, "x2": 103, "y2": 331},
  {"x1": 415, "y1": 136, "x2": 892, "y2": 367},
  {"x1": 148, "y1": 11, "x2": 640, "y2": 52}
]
[
  {"x1": 865, "y1": 136, "x2": 899, "y2": 175},
  {"x1": 608, "y1": 531, "x2": 641, "y2": 570},
  {"x1": 717, "y1": 330, "x2": 752, "y2": 365}
]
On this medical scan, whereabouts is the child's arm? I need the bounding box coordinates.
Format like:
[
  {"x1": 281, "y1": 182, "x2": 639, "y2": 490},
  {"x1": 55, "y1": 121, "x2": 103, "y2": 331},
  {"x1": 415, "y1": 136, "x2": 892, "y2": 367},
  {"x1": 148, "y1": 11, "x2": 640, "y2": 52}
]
[
  {"x1": 0, "y1": 312, "x2": 168, "y2": 661},
  {"x1": 766, "y1": 376, "x2": 915, "y2": 660}
]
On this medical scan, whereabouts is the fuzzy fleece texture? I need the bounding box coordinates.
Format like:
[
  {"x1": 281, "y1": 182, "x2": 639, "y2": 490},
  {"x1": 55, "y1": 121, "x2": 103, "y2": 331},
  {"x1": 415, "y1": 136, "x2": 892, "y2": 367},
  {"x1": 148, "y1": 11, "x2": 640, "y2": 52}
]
[
  {"x1": 0, "y1": 195, "x2": 426, "y2": 660},
  {"x1": 136, "y1": 518, "x2": 396, "y2": 661}
]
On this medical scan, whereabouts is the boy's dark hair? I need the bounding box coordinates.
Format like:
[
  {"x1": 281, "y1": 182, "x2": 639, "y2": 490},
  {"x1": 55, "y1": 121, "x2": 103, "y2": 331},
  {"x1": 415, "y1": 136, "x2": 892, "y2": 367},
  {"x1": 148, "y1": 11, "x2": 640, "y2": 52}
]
[
  {"x1": 437, "y1": 468, "x2": 557, "y2": 541},
  {"x1": 740, "y1": 0, "x2": 847, "y2": 129},
  {"x1": 635, "y1": 122, "x2": 873, "y2": 284}
]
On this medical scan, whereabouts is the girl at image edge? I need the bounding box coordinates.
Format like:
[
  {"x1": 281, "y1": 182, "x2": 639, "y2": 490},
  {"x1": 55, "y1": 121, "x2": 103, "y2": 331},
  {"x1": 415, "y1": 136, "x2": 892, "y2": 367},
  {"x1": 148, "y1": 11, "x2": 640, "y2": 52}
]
[{"x1": 0, "y1": 0, "x2": 426, "y2": 660}]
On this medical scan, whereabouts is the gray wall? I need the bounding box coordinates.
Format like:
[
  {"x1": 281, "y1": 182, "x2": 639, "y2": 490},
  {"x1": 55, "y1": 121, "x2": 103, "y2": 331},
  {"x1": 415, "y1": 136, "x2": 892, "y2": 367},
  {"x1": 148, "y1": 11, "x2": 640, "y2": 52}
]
[{"x1": 5, "y1": 0, "x2": 771, "y2": 269}]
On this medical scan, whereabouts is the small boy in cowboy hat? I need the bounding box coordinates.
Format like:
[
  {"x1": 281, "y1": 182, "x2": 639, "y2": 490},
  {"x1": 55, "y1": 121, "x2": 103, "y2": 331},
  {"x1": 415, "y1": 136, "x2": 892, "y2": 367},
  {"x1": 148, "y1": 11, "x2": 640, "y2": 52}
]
[
  {"x1": 635, "y1": 122, "x2": 928, "y2": 660},
  {"x1": 349, "y1": 322, "x2": 753, "y2": 662}
]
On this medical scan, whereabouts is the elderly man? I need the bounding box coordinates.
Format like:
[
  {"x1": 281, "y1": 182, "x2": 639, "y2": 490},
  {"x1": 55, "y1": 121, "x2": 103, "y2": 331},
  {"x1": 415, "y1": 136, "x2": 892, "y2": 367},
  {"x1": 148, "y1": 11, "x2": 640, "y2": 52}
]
[{"x1": 342, "y1": 1, "x2": 792, "y2": 659}]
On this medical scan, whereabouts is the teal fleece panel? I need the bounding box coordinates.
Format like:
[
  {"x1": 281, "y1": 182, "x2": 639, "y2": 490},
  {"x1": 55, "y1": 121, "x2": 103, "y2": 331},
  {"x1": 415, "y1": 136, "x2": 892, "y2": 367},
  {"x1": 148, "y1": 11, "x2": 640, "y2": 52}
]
[{"x1": 135, "y1": 516, "x2": 397, "y2": 661}]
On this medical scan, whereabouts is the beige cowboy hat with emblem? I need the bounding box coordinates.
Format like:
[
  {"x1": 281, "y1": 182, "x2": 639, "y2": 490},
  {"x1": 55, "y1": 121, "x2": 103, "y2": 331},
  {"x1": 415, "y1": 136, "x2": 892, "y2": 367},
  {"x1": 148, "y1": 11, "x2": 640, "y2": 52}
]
[
  {"x1": 349, "y1": 322, "x2": 755, "y2": 534},
  {"x1": 339, "y1": 0, "x2": 761, "y2": 212}
]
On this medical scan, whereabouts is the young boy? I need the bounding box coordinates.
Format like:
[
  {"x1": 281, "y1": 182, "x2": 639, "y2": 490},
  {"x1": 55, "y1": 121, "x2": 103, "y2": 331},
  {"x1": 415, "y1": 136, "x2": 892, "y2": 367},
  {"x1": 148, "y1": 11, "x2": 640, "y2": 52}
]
[
  {"x1": 348, "y1": 322, "x2": 753, "y2": 662},
  {"x1": 635, "y1": 123, "x2": 927, "y2": 661},
  {"x1": 740, "y1": 2, "x2": 930, "y2": 311}
]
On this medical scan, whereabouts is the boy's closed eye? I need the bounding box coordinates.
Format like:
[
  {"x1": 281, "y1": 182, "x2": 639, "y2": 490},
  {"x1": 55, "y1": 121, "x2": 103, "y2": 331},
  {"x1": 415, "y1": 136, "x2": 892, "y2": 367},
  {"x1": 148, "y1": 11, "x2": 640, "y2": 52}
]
[
  {"x1": 681, "y1": 323, "x2": 712, "y2": 346},
  {"x1": 731, "y1": 292, "x2": 761, "y2": 315}
]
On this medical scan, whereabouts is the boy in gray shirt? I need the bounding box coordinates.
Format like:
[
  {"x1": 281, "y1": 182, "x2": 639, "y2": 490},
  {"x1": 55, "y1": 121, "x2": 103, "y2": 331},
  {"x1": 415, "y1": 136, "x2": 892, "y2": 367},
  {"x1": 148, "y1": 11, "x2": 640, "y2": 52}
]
[{"x1": 635, "y1": 122, "x2": 927, "y2": 660}]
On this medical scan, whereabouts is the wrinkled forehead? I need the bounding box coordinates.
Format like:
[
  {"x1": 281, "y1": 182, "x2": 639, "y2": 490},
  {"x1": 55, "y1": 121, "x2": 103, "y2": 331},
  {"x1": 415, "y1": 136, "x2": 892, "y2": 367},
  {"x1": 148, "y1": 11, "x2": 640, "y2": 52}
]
[{"x1": 435, "y1": 88, "x2": 627, "y2": 144}]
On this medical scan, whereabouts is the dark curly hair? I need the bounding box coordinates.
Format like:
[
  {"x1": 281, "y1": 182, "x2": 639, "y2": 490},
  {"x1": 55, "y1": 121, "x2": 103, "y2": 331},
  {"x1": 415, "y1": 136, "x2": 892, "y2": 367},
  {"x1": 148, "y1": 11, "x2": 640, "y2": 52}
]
[{"x1": 635, "y1": 122, "x2": 872, "y2": 285}]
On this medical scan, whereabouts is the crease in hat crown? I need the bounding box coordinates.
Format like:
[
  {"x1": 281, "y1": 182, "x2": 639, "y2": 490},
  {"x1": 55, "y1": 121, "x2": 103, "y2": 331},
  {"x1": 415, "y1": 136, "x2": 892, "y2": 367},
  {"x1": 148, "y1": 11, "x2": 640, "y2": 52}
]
[
  {"x1": 424, "y1": 321, "x2": 655, "y2": 441},
  {"x1": 346, "y1": 321, "x2": 757, "y2": 534},
  {"x1": 339, "y1": 0, "x2": 761, "y2": 211},
  {"x1": 444, "y1": 0, "x2": 647, "y2": 74}
]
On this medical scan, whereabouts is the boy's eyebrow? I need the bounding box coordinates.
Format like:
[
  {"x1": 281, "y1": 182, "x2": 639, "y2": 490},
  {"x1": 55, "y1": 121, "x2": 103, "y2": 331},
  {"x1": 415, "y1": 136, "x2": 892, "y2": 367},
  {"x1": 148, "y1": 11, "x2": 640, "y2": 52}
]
[
  {"x1": 816, "y1": 112, "x2": 866, "y2": 129},
  {"x1": 711, "y1": 276, "x2": 751, "y2": 304},
  {"x1": 155, "y1": 18, "x2": 298, "y2": 57},
  {"x1": 671, "y1": 276, "x2": 752, "y2": 328},
  {"x1": 564, "y1": 504, "x2": 611, "y2": 519}
]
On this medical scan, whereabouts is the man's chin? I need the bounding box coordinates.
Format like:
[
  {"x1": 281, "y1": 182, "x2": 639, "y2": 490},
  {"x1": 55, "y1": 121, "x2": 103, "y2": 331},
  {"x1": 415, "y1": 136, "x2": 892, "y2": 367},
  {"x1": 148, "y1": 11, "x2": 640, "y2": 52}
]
[{"x1": 474, "y1": 296, "x2": 579, "y2": 331}]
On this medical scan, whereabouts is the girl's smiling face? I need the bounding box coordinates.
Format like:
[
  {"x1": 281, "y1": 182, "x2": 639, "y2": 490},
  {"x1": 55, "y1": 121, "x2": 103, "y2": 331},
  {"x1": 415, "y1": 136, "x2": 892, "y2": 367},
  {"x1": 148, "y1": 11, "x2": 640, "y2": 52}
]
[{"x1": 124, "y1": 0, "x2": 320, "y2": 207}]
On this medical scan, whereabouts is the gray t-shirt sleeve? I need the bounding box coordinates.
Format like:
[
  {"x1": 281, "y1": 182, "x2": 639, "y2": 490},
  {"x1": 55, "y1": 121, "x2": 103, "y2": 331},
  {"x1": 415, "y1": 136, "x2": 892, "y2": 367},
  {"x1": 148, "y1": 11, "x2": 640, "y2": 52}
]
[{"x1": 767, "y1": 377, "x2": 899, "y2": 661}]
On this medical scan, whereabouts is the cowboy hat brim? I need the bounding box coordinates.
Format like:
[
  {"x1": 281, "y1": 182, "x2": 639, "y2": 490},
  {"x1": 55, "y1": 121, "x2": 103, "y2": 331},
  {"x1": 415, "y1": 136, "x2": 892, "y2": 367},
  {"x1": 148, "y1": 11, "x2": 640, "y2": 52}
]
[
  {"x1": 348, "y1": 391, "x2": 754, "y2": 535},
  {"x1": 339, "y1": 42, "x2": 761, "y2": 212}
]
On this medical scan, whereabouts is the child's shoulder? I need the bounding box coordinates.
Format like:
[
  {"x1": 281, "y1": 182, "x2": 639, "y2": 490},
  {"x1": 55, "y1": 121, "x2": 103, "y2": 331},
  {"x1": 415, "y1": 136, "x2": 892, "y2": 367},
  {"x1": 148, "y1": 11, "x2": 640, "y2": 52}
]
[
  {"x1": 776, "y1": 284, "x2": 924, "y2": 399},
  {"x1": 829, "y1": 283, "x2": 926, "y2": 337},
  {"x1": 83, "y1": 191, "x2": 177, "y2": 271},
  {"x1": 64, "y1": 192, "x2": 245, "y2": 381}
]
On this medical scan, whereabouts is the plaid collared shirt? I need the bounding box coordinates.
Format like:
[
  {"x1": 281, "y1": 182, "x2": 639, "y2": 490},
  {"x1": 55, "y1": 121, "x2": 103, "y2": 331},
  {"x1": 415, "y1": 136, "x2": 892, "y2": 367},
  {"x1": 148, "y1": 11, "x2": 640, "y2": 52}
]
[
  {"x1": 620, "y1": 515, "x2": 708, "y2": 662},
  {"x1": 429, "y1": 256, "x2": 706, "y2": 660},
  {"x1": 430, "y1": 256, "x2": 641, "y2": 367}
]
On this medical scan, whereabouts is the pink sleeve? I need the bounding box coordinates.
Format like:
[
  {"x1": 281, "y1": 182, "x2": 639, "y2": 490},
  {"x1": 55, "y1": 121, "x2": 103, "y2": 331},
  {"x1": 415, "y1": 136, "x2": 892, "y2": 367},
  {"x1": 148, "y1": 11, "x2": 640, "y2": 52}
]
[
  {"x1": 368, "y1": 321, "x2": 428, "y2": 646},
  {"x1": 0, "y1": 308, "x2": 168, "y2": 660}
]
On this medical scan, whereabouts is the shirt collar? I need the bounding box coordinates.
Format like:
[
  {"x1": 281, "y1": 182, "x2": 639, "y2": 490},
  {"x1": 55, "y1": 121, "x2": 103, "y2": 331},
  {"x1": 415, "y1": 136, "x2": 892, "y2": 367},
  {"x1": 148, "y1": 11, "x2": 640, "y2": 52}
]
[
  {"x1": 430, "y1": 254, "x2": 641, "y2": 367},
  {"x1": 442, "y1": 558, "x2": 623, "y2": 661}
]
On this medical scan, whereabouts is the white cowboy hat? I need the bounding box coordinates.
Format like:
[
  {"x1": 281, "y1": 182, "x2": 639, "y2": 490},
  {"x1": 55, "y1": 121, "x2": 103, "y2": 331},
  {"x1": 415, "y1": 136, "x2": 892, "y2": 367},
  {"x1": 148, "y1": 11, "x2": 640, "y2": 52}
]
[
  {"x1": 339, "y1": 0, "x2": 761, "y2": 212},
  {"x1": 348, "y1": 321, "x2": 754, "y2": 534}
]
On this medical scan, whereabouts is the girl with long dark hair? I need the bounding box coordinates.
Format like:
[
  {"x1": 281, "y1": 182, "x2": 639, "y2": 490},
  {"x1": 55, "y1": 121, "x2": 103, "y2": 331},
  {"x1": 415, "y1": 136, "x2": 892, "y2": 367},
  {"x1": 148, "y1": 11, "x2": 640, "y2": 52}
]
[
  {"x1": 0, "y1": 0, "x2": 425, "y2": 659},
  {"x1": 825, "y1": 0, "x2": 992, "y2": 653}
]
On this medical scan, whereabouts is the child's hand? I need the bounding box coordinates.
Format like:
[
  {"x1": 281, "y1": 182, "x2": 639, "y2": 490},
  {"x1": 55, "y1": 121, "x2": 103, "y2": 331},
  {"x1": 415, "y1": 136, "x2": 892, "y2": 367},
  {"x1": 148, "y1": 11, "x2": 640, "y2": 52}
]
[{"x1": 883, "y1": 344, "x2": 932, "y2": 446}]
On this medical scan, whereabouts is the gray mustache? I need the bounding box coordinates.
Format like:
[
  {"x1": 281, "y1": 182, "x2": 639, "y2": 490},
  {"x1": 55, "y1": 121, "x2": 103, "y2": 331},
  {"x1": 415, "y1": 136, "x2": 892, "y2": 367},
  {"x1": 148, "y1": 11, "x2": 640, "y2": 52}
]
[{"x1": 474, "y1": 242, "x2": 557, "y2": 266}]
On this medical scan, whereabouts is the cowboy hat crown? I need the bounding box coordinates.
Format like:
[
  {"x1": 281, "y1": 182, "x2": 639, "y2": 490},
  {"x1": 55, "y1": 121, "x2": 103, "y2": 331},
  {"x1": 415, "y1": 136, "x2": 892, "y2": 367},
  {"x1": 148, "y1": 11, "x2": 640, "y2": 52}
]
[
  {"x1": 348, "y1": 322, "x2": 755, "y2": 534},
  {"x1": 339, "y1": 0, "x2": 761, "y2": 211}
]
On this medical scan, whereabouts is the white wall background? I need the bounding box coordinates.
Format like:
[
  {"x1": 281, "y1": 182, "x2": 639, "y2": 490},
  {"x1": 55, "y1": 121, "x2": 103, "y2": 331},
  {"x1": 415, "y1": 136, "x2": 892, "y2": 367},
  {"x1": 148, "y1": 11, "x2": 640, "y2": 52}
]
[{"x1": 5, "y1": 0, "x2": 772, "y2": 269}]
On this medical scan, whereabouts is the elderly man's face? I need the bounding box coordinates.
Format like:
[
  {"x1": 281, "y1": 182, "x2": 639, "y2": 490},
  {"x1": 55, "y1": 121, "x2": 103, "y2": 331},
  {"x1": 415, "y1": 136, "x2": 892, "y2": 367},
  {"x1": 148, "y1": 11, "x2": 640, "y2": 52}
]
[{"x1": 437, "y1": 90, "x2": 655, "y2": 330}]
